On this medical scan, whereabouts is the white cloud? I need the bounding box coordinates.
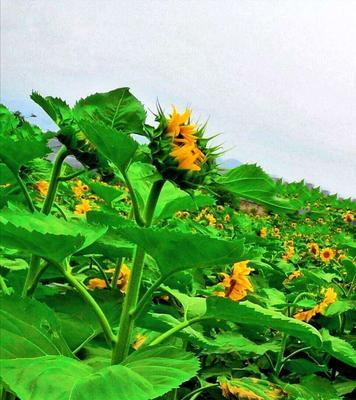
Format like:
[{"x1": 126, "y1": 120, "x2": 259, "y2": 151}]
[{"x1": 1, "y1": 0, "x2": 356, "y2": 197}]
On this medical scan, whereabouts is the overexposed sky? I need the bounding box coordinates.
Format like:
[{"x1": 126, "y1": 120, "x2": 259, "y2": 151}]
[{"x1": 1, "y1": 0, "x2": 356, "y2": 198}]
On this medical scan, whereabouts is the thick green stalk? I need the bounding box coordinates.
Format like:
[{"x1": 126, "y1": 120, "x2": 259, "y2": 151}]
[
  {"x1": 111, "y1": 257, "x2": 123, "y2": 289},
  {"x1": 22, "y1": 146, "x2": 69, "y2": 297},
  {"x1": 130, "y1": 274, "x2": 166, "y2": 319},
  {"x1": 111, "y1": 180, "x2": 164, "y2": 364},
  {"x1": 111, "y1": 246, "x2": 146, "y2": 364},
  {"x1": 274, "y1": 333, "x2": 288, "y2": 376},
  {"x1": 14, "y1": 172, "x2": 35, "y2": 212},
  {"x1": 42, "y1": 146, "x2": 69, "y2": 215},
  {"x1": 122, "y1": 170, "x2": 145, "y2": 226},
  {"x1": 61, "y1": 265, "x2": 116, "y2": 346},
  {"x1": 149, "y1": 316, "x2": 208, "y2": 346}
]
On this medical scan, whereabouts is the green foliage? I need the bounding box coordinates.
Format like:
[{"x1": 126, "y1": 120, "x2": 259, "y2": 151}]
[
  {"x1": 79, "y1": 120, "x2": 138, "y2": 172},
  {"x1": 0, "y1": 295, "x2": 72, "y2": 359},
  {"x1": 206, "y1": 297, "x2": 322, "y2": 347},
  {"x1": 215, "y1": 164, "x2": 301, "y2": 213},
  {"x1": 0, "y1": 347, "x2": 199, "y2": 400},
  {"x1": 0, "y1": 88, "x2": 355, "y2": 399},
  {"x1": 0, "y1": 209, "x2": 107, "y2": 263},
  {"x1": 73, "y1": 87, "x2": 146, "y2": 134}
]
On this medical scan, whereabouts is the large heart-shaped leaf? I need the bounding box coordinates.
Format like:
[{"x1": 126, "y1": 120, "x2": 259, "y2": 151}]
[
  {"x1": 88, "y1": 211, "x2": 246, "y2": 276},
  {"x1": 206, "y1": 297, "x2": 322, "y2": 348},
  {"x1": 0, "y1": 209, "x2": 107, "y2": 263},
  {"x1": 79, "y1": 120, "x2": 138, "y2": 172},
  {"x1": 0, "y1": 295, "x2": 72, "y2": 359},
  {"x1": 0, "y1": 136, "x2": 50, "y2": 173},
  {"x1": 73, "y1": 87, "x2": 146, "y2": 134},
  {"x1": 215, "y1": 164, "x2": 300, "y2": 213},
  {"x1": 321, "y1": 329, "x2": 356, "y2": 367},
  {"x1": 0, "y1": 346, "x2": 199, "y2": 400}
]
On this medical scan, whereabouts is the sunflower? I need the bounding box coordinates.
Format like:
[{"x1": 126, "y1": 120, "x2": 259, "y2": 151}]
[
  {"x1": 259, "y1": 227, "x2": 267, "y2": 238},
  {"x1": 342, "y1": 211, "x2": 354, "y2": 223},
  {"x1": 35, "y1": 180, "x2": 49, "y2": 197},
  {"x1": 284, "y1": 270, "x2": 302, "y2": 284},
  {"x1": 215, "y1": 261, "x2": 254, "y2": 301},
  {"x1": 294, "y1": 287, "x2": 337, "y2": 322},
  {"x1": 72, "y1": 180, "x2": 89, "y2": 198},
  {"x1": 87, "y1": 278, "x2": 107, "y2": 290},
  {"x1": 149, "y1": 105, "x2": 218, "y2": 189},
  {"x1": 320, "y1": 247, "x2": 335, "y2": 263},
  {"x1": 74, "y1": 199, "x2": 92, "y2": 215},
  {"x1": 307, "y1": 242, "x2": 320, "y2": 257}
]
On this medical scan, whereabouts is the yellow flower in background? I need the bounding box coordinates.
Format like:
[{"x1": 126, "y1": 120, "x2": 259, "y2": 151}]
[
  {"x1": 72, "y1": 180, "x2": 89, "y2": 198},
  {"x1": 74, "y1": 199, "x2": 92, "y2": 215},
  {"x1": 284, "y1": 270, "x2": 302, "y2": 284},
  {"x1": 259, "y1": 227, "x2": 267, "y2": 238},
  {"x1": 224, "y1": 214, "x2": 231, "y2": 222},
  {"x1": 342, "y1": 211, "x2": 354, "y2": 223},
  {"x1": 116, "y1": 263, "x2": 131, "y2": 293},
  {"x1": 132, "y1": 333, "x2": 147, "y2": 350},
  {"x1": 294, "y1": 287, "x2": 337, "y2": 322},
  {"x1": 205, "y1": 213, "x2": 216, "y2": 226},
  {"x1": 215, "y1": 261, "x2": 254, "y2": 302},
  {"x1": 320, "y1": 247, "x2": 335, "y2": 263},
  {"x1": 307, "y1": 242, "x2": 320, "y2": 257},
  {"x1": 35, "y1": 180, "x2": 49, "y2": 196},
  {"x1": 87, "y1": 278, "x2": 107, "y2": 290},
  {"x1": 282, "y1": 246, "x2": 295, "y2": 261}
]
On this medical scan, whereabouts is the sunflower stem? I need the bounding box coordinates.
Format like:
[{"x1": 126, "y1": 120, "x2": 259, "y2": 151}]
[
  {"x1": 111, "y1": 180, "x2": 164, "y2": 364},
  {"x1": 14, "y1": 172, "x2": 35, "y2": 212},
  {"x1": 149, "y1": 316, "x2": 209, "y2": 346},
  {"x1": 22, "y1": 146, "x2": 69, "y2": 297},
  {"x1": 111, "y1": 257, "x2": 123, "y2": 289},
  {"x1": 60, "y1": 261, "x2": 116, "y2": 346}
]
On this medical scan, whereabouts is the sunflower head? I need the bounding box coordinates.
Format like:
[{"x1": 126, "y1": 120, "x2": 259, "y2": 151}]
[
  {"x1": 148, "y1": 105, "x2": 219, "y2": 189},
  {"x1": 320, "y1": 247, "x2": 335, "y2": 263}
]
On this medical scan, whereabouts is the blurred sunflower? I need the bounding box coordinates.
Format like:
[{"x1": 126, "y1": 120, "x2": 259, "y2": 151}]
[
  {"x1": 320, "y1": 247, "x2": 335, "y2": 263},
  {"x1": 214, "y1": 261, "x2": 254, "y2": 301}
]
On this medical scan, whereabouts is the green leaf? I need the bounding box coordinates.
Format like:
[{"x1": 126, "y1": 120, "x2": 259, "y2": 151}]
[
  {"x1": 154, "y1": 181, "x2": 215, "y2": 221},
  {"x1": 115, "y1": 225, "x2": 245, "y2": 276},
  {"x1": 79, "y1": 120, "x2": 138, "y2": 172},
  {"x1": 0, "y1": 356, "x2": 92, "y2": 400},
  {"x1": 285, "y1": 358, "x2": 327, "y2": 375},
  {"x1": 215, "y1": 164, "x2": 300, "y2": 213},
  {"x1": 73, "y1": 87, "x2": 146, "y2": 134},
  {"x1": 206, "y1": 297, "x2": 322, "y2": 348},
  {"x1": 0, "y1": 209, "x2": 107, "y2": 263},
  {"x1": 88, "y1": 211, "x2": 246, "y2": 275},
  {"x1": 321, "y1": 329, "x2": 356, "y2": 367},
  {"x1": 0, "y1": 136, "x2": 50, "y2": 173},
  {"x1": 0, "y1": 257, "x2": 28, "y2": 270},
  {"x1": 0, "y1": 346, "x2": 199, "y2": 400},
  {"x1": 219, "y1": 376, "x2": 285, "y2": 400},
  {"x1": 0, "y1": 104, "x2": 18, "y2": 133},
  {"x1": 0, "y1": 295, "x2": 72, "y2": 359},
  {"x1": 323, "y1": 300, "x2": 355, "y2": 317},
  {"x1": 283, "y1": 375, "x2": 340, "y2": 399},
  {"x1": 208, "y1": 332, "x2": 280, "y2": 355},
  {"x1": 30, "y1": 92, "x2": 73, "y2": 127}
]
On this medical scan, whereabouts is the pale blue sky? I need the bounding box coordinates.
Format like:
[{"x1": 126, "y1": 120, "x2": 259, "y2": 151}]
[{"x1": 1, "y1": 0, "x2": 356, "y2": 198}]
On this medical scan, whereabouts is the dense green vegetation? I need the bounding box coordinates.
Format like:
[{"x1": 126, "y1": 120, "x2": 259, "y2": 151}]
[{"x1": 0, "y1": 88, "x2": 355, "y2": 400}]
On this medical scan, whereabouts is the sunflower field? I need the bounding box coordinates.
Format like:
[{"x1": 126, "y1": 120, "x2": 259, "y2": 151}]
[{"x1": 0, "y1": 87, "x2": 355, "y2": 400}]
